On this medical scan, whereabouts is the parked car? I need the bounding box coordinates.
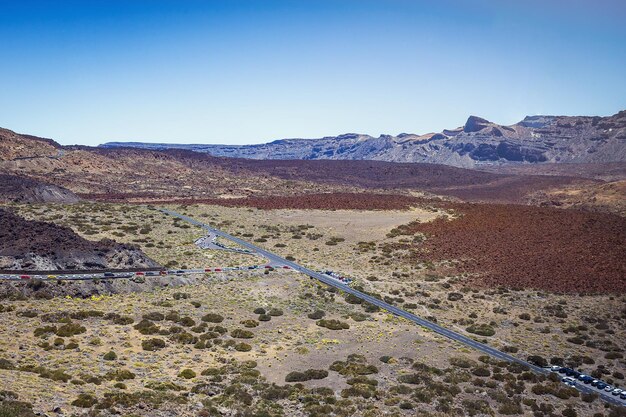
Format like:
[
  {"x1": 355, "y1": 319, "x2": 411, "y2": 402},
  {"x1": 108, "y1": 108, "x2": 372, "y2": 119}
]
[
  {"x1": 604, "y1": 385, "x2": 614, "y2": 392},
  {"x1": 562, "y1": 377, "x2": 576, "y2": 386},
  {"x1": 135, "y1": 271, "x2": 145, "y2": 276},
  {"x1": 620, "y1": 392, "x2": 626, "y2": 400},
  {"x1": 558, "y1": 368, "x2": 570, "y2": 374},
  {"x1": 591, "y1": 380, "x2": 599, "y2": 387},
  {"x1": 104, "y1": 272, "x2": 115, "y2": 277},
  {"x1": 19, "y1": 275, "x2": 31, "y2": 280},
  {"x1": 550, "y1": 366, "x2": 561, "y2": 372},
  {"x1": 612, "y1": 389, "x2": 623, "y2": 396},
  {"x1": 47, "y1": 275, "x2": 57, "y2": 279}
]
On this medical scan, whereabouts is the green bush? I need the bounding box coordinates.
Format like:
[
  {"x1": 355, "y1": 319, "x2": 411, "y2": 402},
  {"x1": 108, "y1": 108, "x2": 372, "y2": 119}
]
[
  {"x1": 134, "y1": 319, "x2": 160, "y2": 335},
  {"x1": 71, "y1": 393, "x2": 98, "y2": 408},
  {"x1": 307, "y1": 310, "x2": 326, "y2": 320},
  {"x1": 258, "y1": 314, "x2": 271, "y2": 321},
  {"x1": 143, "y1": 312, "x2": 165, "y2": 321},
  {"x1": 466, "y1": 324, "x2": 495, "y2": 337},
  {"x1": 231, "y1": 329, "x2": 254, "y2": 339},
  {"x1": 55, "y1": 322, "x2": 86, "y2": 337},
  {"x1": 178, "y1": 369, "x2": 196, "y2": 379},
  {"x1": 268, "y1": 308, "x2": 283, "y2": 317},
  {"x1": 317, "y1": 319, "x2": 349, "y2": 330},
  {"x1": 142, "y1": 338, "x2": 166, "y2": 351},
  {"x1": 201, "y1": 313, "x2": 224, "y2": 323},
  {"x1": 235, "y1": 342, "x2": 252, "y2": 352},
  {"x1": 253, "y1": 308, "x2": 266, "y2": 314},
  {"x1": 103, "y1": 351, "x2": 117, "y2": 361}
]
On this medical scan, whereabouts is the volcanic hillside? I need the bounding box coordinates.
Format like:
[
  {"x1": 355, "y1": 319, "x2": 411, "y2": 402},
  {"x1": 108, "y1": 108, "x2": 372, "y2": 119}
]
[{"x1": 0, "y1": 208, "x2": 159, "y2": 271}]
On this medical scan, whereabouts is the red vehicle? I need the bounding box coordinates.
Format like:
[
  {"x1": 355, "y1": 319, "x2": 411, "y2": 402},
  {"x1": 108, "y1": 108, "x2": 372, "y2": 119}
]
[
  {"x1": 159, "y1": 270, "x2": 167, "y2": 276},
  {"x1": 214, "y1": 268, "x2": 222, "y2": 272},
  {"x1": 282, "y1": 266, "x2": 290, "y2": 269},
  {"x1": 264, "y1": 265, "x2": 272, "y2": 269},
  {"x1": 19, "y1": 275, "x2": 31, "y2": 280},
  {"x1": 204, "y1": 268, "x2": 212, "y2": 272},
  {"x1": 135, "y1": 272, "x2": 145, "y2": 276}
]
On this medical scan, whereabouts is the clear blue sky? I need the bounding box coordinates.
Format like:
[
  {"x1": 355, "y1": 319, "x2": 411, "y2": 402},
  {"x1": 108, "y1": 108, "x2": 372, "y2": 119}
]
[{"x1": 1, "y1": 0, "x2": 625, "y2": 145}]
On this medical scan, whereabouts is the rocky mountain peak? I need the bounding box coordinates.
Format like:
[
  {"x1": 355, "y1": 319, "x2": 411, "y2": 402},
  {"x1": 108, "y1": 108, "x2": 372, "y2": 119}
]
[{"x1": 463, "y1": 116, "x2": 492, "y2": 133}]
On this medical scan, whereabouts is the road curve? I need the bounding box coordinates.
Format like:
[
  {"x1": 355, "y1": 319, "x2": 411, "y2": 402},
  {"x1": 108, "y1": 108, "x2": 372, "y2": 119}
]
[{"x1": 158, "y1": 207, "x2": 626, "y2": 408}]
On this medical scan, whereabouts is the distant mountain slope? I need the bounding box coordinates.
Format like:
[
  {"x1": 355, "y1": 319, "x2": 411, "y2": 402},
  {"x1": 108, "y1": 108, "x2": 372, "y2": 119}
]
[{"x1": 101, "y1": 111, "x2": 626, "y2": 167}]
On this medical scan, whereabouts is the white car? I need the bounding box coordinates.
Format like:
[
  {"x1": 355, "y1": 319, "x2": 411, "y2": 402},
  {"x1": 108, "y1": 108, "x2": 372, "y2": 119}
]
[
  {"x1": 612, "y1": 388, "x2": 623, "y2": 395},
  {"x1": 604, "y1": 385, "x2": 614, "y2": 392},
  {"x1": 550, "y1": 366, "x2": 561, "y2": 372},
  {"x1": 562, "y1": 377, "x2": 576, "y2": 386}
]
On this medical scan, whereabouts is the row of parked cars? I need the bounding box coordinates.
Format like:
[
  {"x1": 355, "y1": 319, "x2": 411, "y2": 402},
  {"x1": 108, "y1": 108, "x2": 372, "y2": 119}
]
[
  {"x1": 322, "y1": 270, "x2": 353, "y2": 284},
  {"x1": 553, "y1": 366, "x2": 626, "y2": 399}
]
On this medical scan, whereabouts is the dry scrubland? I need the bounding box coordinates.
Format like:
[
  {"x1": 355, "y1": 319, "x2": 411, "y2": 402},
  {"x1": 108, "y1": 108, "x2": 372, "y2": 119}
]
[{"x1": 0, "y1": 202, "x2": 624, "y2": 416}]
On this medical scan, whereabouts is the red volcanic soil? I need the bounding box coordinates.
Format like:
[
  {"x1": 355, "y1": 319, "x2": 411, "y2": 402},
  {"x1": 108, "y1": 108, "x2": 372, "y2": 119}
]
[
  {"x1": 143, "y1": 193, "x2": 433, "y2": 210},
  {"x1": 404, "y1": 204, "x2": 626, "y2": 294}
]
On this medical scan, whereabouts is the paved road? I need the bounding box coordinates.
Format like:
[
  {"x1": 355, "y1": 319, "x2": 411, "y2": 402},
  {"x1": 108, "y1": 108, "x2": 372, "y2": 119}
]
[{"x1": 159, "y1": 207, "x2": 626, "y2": 408}]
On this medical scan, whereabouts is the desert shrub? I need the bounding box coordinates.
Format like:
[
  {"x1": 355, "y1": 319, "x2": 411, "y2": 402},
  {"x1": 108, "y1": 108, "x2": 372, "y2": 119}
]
[
  {"x1": 142, "y1": 338, "x2": 166, "y2": 351},
  {"x1": 330, "y1": 356, "x2": 378, "y2": 376},
  {"x1": 240, "y1": 319, "x2": 259, "y2": 328},
  {"x1": 134, "y1": 319, "x2": 160, "y2": 335},
  {"x1": 104, "y1": 369, "x2": 135, "y2": 381},
  {"x1": 605, "y1": 352, "x2": 624, "y2": 360},
  {"x1": 398, "y1": 374, "x2": 425, "y2": 385},
  {"x1": 447, "y1": 293, "x2": 463, "y2": 301},
  {"x1": 235, "y1": 342, "x2": 252, "y2": 352},
  {"x1": 527, "y1": 355, "x2": 548, "y2": 367},
  {"x1": 170, "y1": 331, "x2": 197, "y2": 345},
  {"x1": 466, "y1": 324, "x2": 495, "y2": 337},
  {"x1": 0, "y1": 358, "x2": 15, "y2": 370},
  {"x1": 268, "y1": 308, "x2": 283, "y2": 316},
  {"x1": 145, "y1": 381, "x2": 184, "y2": 391},
  {"x1": 253, "y1": 308, "x2": 266, "y2": 314},
  {"x1": 70, "y1": 310, "x2": 104, "y2": 320},
  {"x1": 34, "y1": 325, "x2": 57, "y2": 337},
  {"x1": 178, "y1": 369, "x2": 196, "y2": 379},
  {"x1": 113, "y1": 315, "x2": 133, "y2": 325},
  {"x1": 258, "y1": 314, "x2": 272, "y2": 321},
  {"x1": 449, "y1": 357, "x2": 477, "y2": 369},
  {"x1": 178, "y1": 316, "x2": 195, "y2": 327},
  {"x1": 519, "y1": 313, "x2": 531, "y2": 320},
  {"x1": 103, "y1": 351, "x2": 117, "y2": 361},
  {"x1": 72, "y1": 393, "x2": 98, "y2": 408},
  {"x1": 17, "y1": 309, "x2": 39, "y2": 318},
  {"x1": 307, "y1": 310, "x2": 326, "y2": 320},
  {"x1": 399, "y1": 401, "x2": 414, "y2": 410},
  {"x1": 472, "y1": 367, "x2": 491, "y2": 377},
  {"x1": 344, "y1": 294, "x2": 362, "y2": 304},
  {"x1": 231, "y1": 328, "x2": 254, "y2": 339},
  {"x1": 173, "y1": 292, "x2": 189, "y2": 300},
  {"x1": 55, "y1": 322, "x2": 86, "y2": 337},
  {"x1": 379, "y1": 356, "x2": 393, "y2": 364},
  {"x1": 317, "y1": 319, "x2": 349, "y2": 330},
  {"x1": 143, "y1": 312, "x2": 165, "y2": 321},
  {"x1": 201, "y1": 313, "x2": 224, "y2": 323}
]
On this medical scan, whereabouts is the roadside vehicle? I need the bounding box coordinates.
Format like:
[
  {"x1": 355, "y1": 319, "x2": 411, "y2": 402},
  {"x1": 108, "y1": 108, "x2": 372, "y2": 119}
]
[
  {"x1": 591, "y1": 380, "x2": 599, "y2": 387},
  {"x1": 159, "y1": 270, "x2": 167, "y2": 276},
  {"x1": 47, "y1": 275, "x2": 57, "y2": 279},
  {"x1": 612, "y1": 389, "x2": 623, "y2": 396},
  {"x1": 135, "y1": 271, "x2": 145, "y2": 276},
  {"x1": 558, "y1": 367, "x2": 570, "y2": 374},
  {"x1": 19, "y1": 275, "x2": 30, "y2": 280},
  {"x1": 104, "y1": 272, "x2": 115, "y2": 277},
  {"x1": 581, "y1": 376, "x2": 594, "y2": 384},
  {"x1": 205, "y1": 268, "x2": 212, "y2": 272},
  {"x1": 562, "y1": 377, "x2": 576, "y2": 386},
  {"x1": 605, "y1": 385, "x2": 614, "y2": 392},
  {"x1": 264, "y1": 265, "x2": 272, "y2": 269},
  {"x1": 550, "y1": 366, "x2": 561, "y2": 372},
  {"x1": 283, "y1": 266, "x2": 290, "y2": 269},
  {"x1": 146, "y1": 271, "x2": 158, "y2": 276},
  {"x1": 214, "y1": 268, "x2": 222, "y2": 272},
  {"x1": 597, "y1": 382, "x2": 608, "y2": 390},
  {"x1": 248, "y1": 266, "x2": 255, "y2": 269},
  {"x1": 176, "y1": 270, "x2": 185, "y2": 274},
  {"x1": 620, "y1": 392, "x2": 626, "y2": 400}
]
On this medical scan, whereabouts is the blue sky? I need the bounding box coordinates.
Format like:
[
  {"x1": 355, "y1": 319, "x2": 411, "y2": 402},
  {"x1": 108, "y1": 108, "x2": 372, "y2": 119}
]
[{"x1": 0, "y1": 0, "x2": 625, "y2": 145}]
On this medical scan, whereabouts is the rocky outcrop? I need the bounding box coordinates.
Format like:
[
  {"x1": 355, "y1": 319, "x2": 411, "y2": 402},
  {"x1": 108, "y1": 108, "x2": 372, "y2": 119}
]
[
  {"x1": 100, "y1": 110, "x2": 626, "y2": 168},
  {"x1": 0, "y1": 174, "x2": 79, "y2": 203}
]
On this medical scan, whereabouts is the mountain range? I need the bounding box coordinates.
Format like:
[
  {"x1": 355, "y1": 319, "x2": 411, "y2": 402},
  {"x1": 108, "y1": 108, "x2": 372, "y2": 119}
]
[{"x1": 101, "y1": 111, "x2": 626, "y2": 168}]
